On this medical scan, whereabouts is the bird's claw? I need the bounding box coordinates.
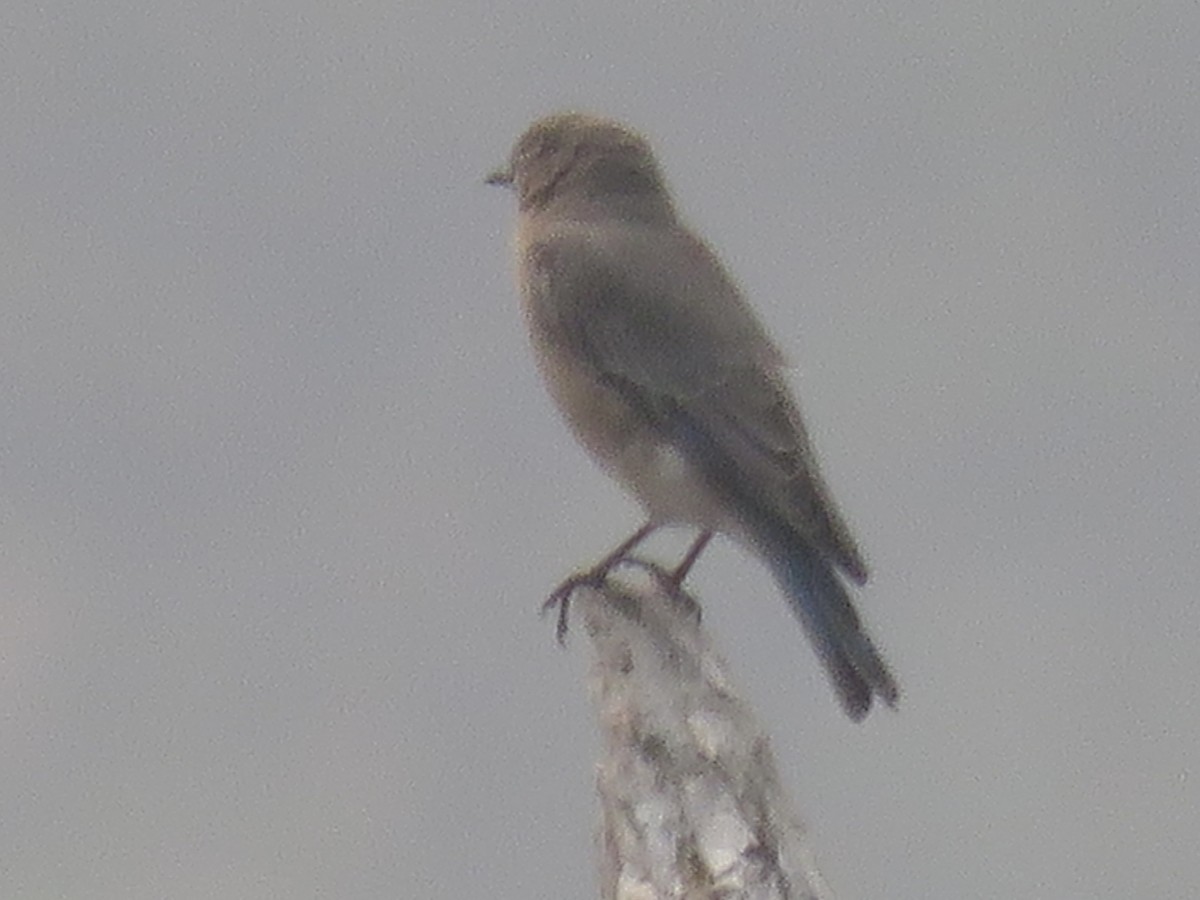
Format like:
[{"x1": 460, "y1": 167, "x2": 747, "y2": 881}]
[
  {"x1": 541, "y1": 560, "x2": 633, "y2": 644},
  {"x1": 541, "y1": 573, "x2": 600, "y2": 644}
]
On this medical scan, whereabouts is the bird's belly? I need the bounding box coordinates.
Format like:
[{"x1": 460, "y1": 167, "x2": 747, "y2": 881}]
[
  {"x1": 533, "y1": 342, "x2": 731, "y2": 530},
  {"x1": 617, "y1": 439, "x2": 733, "y2": 529}
]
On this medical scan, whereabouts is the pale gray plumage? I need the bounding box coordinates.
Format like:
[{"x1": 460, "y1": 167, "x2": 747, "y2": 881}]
[{"x1": 489, "y1": 112, "x2": 898, "y2": 719}]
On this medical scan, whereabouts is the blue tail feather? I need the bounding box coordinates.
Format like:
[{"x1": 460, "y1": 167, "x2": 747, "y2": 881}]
[
  {"x1": 660, "y1": 408, "x2": 898, "y2": 718},
  {"x1": 755, "y1": 521, "x2": 898, "y2": 720}
]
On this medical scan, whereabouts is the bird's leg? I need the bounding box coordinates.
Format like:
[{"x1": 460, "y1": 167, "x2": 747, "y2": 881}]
[
  {"x1": 666, "y1": 530, "x2": 713, "y2": 587},
  {"x1": 543, "y1": 521, "x2": 657, "y2": 643},
  {"x1": 631, "y1": 530, "x2": 712, "y2": 623}
]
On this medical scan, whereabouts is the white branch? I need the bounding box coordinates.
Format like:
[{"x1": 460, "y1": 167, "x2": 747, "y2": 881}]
[{"x1": 576, "y1": 568, "x2": 838, "y2": 900}]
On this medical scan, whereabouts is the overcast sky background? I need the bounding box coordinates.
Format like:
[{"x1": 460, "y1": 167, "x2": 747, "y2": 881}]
[{"x1": 3, "y1": 3, "x2": 1198, "y2": 898}]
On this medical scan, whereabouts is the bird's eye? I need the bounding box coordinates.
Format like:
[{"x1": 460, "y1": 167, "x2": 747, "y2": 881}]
[
  {"x1": 533, "y1": 137, "x2": 558, "y2": 158},
  {"x1": 515, "y1": 137, "x2": 557, "y2": 175}
]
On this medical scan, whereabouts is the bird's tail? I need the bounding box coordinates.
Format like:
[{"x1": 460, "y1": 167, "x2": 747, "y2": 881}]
[{"x1": 754, "y1": 519, "x2": 899, "y2": 721}]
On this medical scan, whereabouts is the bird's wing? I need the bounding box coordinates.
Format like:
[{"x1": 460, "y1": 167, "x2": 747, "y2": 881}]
[{"x1": 525, "y1": 221, "x2": 869, "y2": 583}]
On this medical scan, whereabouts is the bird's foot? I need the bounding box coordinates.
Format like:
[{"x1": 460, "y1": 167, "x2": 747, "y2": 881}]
[
  {"x1": 541, "y1": 522, "x2": 660, "y2": 643},
  {"x1": 541, "y1": 558, "x2": 634, "y2": 644}
]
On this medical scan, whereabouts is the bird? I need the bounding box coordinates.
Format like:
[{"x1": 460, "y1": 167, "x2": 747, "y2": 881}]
[{"x1": 487, "y1": 112, "x2": 898, "y2": 720}]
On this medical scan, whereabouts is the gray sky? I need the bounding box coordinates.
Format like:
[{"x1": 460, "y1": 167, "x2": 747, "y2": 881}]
[{"x1": 3, "y1": 3, "x2": 1198, "y2": 898}]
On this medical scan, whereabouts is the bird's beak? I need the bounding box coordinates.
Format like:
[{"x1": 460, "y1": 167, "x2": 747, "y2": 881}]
[{"x1": 485, "y1": 164, "x2": 513, "y2": 187}]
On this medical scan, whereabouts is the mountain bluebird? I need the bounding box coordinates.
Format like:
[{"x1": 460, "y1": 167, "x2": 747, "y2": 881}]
[{"x1": 488, "y1": 112, "x2": 898, "y2": 720}]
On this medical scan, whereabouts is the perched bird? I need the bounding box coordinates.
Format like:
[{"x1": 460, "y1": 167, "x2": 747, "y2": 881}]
[{"x1": 488, "y1": 112, "x2": 898, "y2": 720}]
